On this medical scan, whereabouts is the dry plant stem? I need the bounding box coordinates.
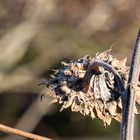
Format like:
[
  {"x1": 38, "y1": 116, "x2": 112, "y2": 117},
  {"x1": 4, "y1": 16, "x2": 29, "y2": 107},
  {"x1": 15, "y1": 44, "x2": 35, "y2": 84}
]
[
  {"x1": 121, "y1": 29, "x2": 140, "y2": 140},
  {"x1": 0, "y1": 124, "x2": 51, "y2": 140}
]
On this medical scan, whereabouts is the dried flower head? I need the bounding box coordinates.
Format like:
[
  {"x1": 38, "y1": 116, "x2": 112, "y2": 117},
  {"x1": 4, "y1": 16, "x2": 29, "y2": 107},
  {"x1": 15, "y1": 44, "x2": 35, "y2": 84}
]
[{"x1": 42, "y1": 49, "x2": 140, "y2": 126}]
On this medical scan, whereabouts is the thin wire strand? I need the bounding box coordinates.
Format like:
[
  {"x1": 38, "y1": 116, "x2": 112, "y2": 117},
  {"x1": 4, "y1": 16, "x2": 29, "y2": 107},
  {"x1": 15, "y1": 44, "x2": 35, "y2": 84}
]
[
  {"x1": 0, "y1": 124, "x2": 51, "y2": 140},
  {"x1": 121, "y1": 28, "x2": 140, "y2": 140}
]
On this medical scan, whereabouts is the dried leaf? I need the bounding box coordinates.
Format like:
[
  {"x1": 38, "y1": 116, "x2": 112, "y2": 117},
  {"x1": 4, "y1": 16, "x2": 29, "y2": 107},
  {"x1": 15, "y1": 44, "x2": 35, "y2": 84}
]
[
  {"x1": 42, "y1": 49, "x2": 140, "y2": 126},
  {"x1": 50, "y1": 98, "x2": 58, "y2": 104}
]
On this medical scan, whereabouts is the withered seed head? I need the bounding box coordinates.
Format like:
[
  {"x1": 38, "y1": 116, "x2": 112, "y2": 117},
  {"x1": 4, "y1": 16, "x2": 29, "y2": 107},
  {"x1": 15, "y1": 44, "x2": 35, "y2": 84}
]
[{"x1": 42, "y1": 49, "x2": 140, "y2": 126}]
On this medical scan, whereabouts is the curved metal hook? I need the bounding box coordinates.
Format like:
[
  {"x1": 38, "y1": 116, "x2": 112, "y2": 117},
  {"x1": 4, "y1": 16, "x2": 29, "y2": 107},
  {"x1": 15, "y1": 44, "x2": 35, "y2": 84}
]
[{"x1": 83, "y1": 59, "x2": 125, "y2": 96}]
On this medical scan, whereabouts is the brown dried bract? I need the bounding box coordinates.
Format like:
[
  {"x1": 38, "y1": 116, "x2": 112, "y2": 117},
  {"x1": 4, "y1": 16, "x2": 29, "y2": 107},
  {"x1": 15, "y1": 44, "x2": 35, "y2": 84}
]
[{"x1": 42, "y1": 49, "x2": 140, "y2": 126}]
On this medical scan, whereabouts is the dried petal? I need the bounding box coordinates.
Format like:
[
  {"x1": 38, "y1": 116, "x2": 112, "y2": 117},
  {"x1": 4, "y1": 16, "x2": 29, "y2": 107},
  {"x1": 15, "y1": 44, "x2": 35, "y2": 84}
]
[{"x1": 42, "y1": 49, "x2": 140, "y2": 126}]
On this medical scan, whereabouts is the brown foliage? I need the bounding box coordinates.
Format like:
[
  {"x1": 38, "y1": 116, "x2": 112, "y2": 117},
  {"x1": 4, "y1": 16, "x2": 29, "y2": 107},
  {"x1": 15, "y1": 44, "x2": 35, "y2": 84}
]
[{"x1": 42, "y1": 49, "x2": 140, "y2": 126}]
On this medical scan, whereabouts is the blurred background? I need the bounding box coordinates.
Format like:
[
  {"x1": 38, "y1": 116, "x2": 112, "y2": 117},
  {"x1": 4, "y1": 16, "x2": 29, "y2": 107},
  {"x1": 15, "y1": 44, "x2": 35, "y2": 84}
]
[{"x1": 0, "y1": 0, "x2": 140, "y2": 140}]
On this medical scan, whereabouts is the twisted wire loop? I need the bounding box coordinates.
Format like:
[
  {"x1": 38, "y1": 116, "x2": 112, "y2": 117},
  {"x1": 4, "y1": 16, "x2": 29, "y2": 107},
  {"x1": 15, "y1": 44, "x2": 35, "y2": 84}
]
[
  {"x1": 83, "y1": 59, "x2": 127, "y2": 137},
  {"x1": 83, "y1": 59, "x2": 126, "y2": 112},
  {"x1": 83, "y1": 59, "x2": 126, "y2": 98}
]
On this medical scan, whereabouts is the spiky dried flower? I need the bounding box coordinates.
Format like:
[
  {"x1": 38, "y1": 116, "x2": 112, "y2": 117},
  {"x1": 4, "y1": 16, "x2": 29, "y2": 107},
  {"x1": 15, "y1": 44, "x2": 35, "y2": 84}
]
[{"x1": 42, "y1": 49, "x2": 140, "y2": 126}]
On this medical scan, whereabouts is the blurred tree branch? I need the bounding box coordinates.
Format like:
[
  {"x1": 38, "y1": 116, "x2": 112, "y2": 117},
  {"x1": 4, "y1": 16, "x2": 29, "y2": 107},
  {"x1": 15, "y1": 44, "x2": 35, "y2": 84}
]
[
  {"x1": 0, "y1": 1, "x2": 58, "y2": 139},
  {"x1": 0, "y1": 0, "x2": 58, "y2": 70}
]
